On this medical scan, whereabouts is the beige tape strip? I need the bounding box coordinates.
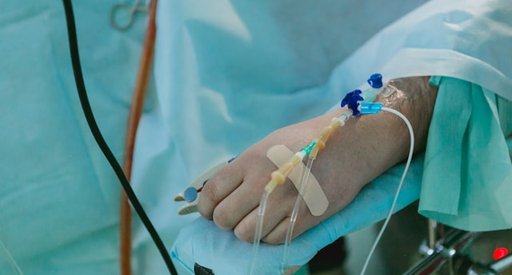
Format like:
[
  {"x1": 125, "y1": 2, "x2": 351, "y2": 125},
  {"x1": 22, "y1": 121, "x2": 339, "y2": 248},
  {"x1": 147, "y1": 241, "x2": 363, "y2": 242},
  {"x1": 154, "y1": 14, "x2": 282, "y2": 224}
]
[{"x1": 267, "y1": 145, "x2": 328, "y2": 216}]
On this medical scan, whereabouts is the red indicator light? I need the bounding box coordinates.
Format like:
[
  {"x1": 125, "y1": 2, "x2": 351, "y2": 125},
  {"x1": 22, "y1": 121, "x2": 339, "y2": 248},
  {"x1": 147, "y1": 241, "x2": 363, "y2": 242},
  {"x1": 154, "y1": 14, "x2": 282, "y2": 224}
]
[{"x1": 493, "y1": 247, "x2": 509, "y2": 261}]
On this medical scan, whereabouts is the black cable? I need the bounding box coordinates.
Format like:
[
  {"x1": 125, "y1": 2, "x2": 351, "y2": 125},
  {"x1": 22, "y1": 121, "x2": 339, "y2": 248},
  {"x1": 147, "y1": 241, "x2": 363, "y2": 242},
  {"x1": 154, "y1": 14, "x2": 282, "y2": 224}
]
[{"x1": 61, "y1": 1, "x2": 177, "y2": 274}]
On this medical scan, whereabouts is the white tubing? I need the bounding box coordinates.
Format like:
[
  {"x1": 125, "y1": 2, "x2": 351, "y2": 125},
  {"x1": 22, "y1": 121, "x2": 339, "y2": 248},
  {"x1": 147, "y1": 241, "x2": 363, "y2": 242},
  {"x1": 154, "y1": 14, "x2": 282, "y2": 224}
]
[
  {"x1": 0, "y1": 238, "x2": 23, "y2": 275},
  {"x1": 360, "y1": 106, "x2": 415, "y2": 275}
]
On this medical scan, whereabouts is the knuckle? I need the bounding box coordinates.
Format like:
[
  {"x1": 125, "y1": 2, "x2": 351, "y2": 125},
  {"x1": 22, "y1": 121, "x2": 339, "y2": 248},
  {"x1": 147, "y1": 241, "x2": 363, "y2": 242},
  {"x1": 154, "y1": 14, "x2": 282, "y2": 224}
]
[
  {"x1": 196, "y1": 201, "x2": 212, "y2": 219},
  {"x1": 209, "y1": 170, "x2": 225, "y2": 183},
  {"x1": 203, "y1": 170, "x2": 230, "y2": 199},
  {"x1": 242, "y1": 148, "x2": 259, "y2": 160},
  {"x1": 200, "y1": 180, "x2": 219, "y2": 204},
  {"x1": 263, "y1": 233, "x2": 284, "y2": 245},
  {"x1": 240, "y1": 148, "x2": 266, "y2": 167},
  {"x1": 212, "y1": 206, "x2": 233, "y2": 230},
  {"x1": 234, "y1": 225, "x2": 253, "y2": 243},
  {"x1": 197, "y1": 185, "x2": 217, "y2": 219}
]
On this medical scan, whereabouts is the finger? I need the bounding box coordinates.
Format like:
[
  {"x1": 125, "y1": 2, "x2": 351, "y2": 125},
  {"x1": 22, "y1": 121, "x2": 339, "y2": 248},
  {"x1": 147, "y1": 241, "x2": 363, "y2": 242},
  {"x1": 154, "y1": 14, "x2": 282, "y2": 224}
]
[
  {"x1": 233, "y1": 189, "x2": 294, "y2": 243},
  {"x1": 262, "y1": 196, "x2": 317, "y2": 244},
  {"x1": 212, "y1": 179, "x2": 263, "y2": 230},
  {"x1": 234, "y1": 206, "x2": 282, "y2": 243},
  {"x1": 197, "y1": 163, "x2": 244, "y2": 219},
  {"x1": 211, "y1": 161, "x2": 278, "y2": 229},
  {"x1": 261, "y1": 218, "x2": 289, "y2": 244}
]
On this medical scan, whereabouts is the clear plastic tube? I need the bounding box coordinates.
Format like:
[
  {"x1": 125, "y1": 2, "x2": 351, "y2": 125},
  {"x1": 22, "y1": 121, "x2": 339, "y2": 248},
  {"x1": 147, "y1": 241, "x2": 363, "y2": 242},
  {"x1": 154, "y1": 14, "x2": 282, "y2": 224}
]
[
  {"x1": 253, "y1": 142, "x2": 313, "y2": 274},
  {"x1": 255, "y1": 111, "x2": 348, "y2": 274},
  {"x1": 281, "y1": 157, "x2": 316, "y2": 273},
  {"x1": 279, "y1": 111, "x2": 350, "y2": 273},
  {"x1": 0, "y1": 239, "x2": 23, "y2": 275},
  {"x1": 359, "y1": 106, "x2": 415, "y2": 275},
  {"x1": 249, "y1": 190, "x2": 271, "y2": 275}
]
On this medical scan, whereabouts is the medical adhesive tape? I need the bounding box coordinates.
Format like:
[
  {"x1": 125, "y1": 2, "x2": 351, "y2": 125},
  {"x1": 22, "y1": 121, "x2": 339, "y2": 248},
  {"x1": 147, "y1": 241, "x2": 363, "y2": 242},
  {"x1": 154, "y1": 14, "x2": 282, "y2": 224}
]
[{"x1": 266, "y1": 145, "x2": 329, "y2": 216}]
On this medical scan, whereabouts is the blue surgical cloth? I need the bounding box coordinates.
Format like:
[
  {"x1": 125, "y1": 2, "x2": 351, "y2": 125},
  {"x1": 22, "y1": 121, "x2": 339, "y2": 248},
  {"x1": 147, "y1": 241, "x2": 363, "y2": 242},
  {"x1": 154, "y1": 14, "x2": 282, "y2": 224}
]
[
  {"x1": 330, "y1": 0, "x2": 512, "y2": 102},
  {"x1": 420, "y1": 76, "x2": 512, "y2": 231},
  {"x1": 324, "y1": 0, "x2": 512, "y2": 229}
]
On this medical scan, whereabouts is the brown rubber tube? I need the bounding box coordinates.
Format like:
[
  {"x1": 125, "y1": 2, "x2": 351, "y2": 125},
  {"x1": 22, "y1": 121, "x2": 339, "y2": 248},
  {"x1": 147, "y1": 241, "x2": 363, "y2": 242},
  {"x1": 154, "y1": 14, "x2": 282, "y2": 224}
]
[{"x1": 120, "y1": 1, "x2": 158, "y2": 274}]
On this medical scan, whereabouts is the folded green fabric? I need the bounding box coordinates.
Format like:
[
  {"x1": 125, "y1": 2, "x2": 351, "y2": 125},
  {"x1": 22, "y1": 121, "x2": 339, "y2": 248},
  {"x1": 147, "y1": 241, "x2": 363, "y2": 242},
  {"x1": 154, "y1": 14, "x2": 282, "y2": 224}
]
[{"x1": 420, "y1": 76, "x2": 512, "y2": 231}]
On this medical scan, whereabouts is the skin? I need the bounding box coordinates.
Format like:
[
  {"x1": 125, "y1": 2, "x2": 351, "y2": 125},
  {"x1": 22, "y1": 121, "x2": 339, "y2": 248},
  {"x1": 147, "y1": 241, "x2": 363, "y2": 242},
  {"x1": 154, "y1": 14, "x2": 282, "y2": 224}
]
[{"x1": 197, "y1": 76, "x2": 438, "y2": 244}]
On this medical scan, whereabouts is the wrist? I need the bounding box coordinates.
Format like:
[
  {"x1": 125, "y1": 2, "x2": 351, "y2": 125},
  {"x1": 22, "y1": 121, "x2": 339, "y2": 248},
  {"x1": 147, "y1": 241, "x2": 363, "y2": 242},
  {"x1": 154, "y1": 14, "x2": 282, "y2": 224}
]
[
  {"x1": 314, "y1": 76, "x2": 437, "y2": 190},
  {"x1": 376, "y1": 76, "x2": 438, "y2": 154}
]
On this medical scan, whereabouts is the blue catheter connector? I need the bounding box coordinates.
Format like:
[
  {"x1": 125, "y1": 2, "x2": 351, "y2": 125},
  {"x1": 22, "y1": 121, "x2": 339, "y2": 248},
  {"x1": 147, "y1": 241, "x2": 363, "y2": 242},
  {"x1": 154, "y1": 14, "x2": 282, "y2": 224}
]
[
  {"x1": 341, "y1": 89, "x2": 364, "y2": 116},
  {"x1": 367, "y1": 73, "x2": 383, "y2": 89},
  {"x1": 360, "y1": 102, "x2": 383, "y2": 115}
]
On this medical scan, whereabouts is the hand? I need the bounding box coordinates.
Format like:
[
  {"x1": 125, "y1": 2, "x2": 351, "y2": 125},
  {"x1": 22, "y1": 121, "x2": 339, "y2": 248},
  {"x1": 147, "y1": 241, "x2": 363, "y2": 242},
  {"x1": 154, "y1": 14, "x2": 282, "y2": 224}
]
[
  {"x1": 197, "y1": 110, "x2": 402, "y2": 244},
  {"x1": 197, "y1": 77, "x2": 437, "y2": 244}
]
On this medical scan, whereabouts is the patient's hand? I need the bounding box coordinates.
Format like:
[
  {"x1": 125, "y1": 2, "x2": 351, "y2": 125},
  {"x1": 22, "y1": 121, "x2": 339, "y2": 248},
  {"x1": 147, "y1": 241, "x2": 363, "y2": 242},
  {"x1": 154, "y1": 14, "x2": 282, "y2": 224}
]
[{"x1": 197, "y1": 77, "x2": 437, "y2": 244}]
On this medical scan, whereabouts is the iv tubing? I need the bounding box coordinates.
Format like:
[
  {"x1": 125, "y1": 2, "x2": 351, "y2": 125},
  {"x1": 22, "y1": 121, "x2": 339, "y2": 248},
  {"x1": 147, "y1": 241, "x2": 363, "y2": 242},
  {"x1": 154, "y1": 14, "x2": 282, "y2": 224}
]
[
  {"x1": 251, "y1": 141, "x2": 317, "y2": 274},
  {"x1": 249, "y1": 190, "x2": 271, "y2": 275},
  {"x1": 281, "y1": 156, "x2": 316, "y2": 273},
  {"x1": 252, "y1": 110, "x2": 350, "y2": 274},
  {"x1": 360, "y1": 106, "x2": 415, "y2": 275},
  {"x1": 280, "y1": 111, "x2": 350, "y2": 272},
  {"x1": 0, "y1": 238, "x2": 23, "y2": 275}
]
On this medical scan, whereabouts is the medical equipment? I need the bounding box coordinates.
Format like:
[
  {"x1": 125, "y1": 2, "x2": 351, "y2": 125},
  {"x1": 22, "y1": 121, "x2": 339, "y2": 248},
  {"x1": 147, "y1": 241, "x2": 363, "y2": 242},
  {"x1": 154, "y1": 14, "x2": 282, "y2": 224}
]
[
  {"x1": 119, "y1": 0, "x2": 157, "y2": 274},
  {"x1": 248, "y1": 141, "x2": 317, "y2": 274},
  {"x1": 61, "y1": 1, "x2": 177, "y2": 274},
  {"x1": 0, "y1": 238, "x2": 22, "y2": 275},
  {"x1": 405, "y1": 222, "x2": 512, "y2": 274},
  {"x1": 110, "y1": 0, "x2": 150, "y2": 31},
  {"x1": 360, "y1": 105, "x2": 415, "y2": 275},
  {"x1": 266, "y1": 145, "x2": 328, "y2": 216},
  {"x1": 281, "y1": 111, "x2": 351, "y2": 273},
  {"x1": 249, "y1": 189, "x2": 271, "y2": 274},
  {"x1": 407, "y1": 228, "x2": 478, "y2": 274}
]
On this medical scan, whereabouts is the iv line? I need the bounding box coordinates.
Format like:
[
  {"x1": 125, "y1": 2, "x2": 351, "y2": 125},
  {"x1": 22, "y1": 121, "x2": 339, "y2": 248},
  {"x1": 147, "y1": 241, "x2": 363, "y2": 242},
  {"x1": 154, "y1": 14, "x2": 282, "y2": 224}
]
[
  {"x1": 281, "y1": 156, "x2": 316, "y2": 273},
  {"x1": 360, "y1": 106, "x2": 415, "y2": 275},
  {"x1": 249, "y1": 191, "x2": 271, "y2": 275},
  {"x1": 0, "y1": 238, "x2": 23, "y2": 275}
]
